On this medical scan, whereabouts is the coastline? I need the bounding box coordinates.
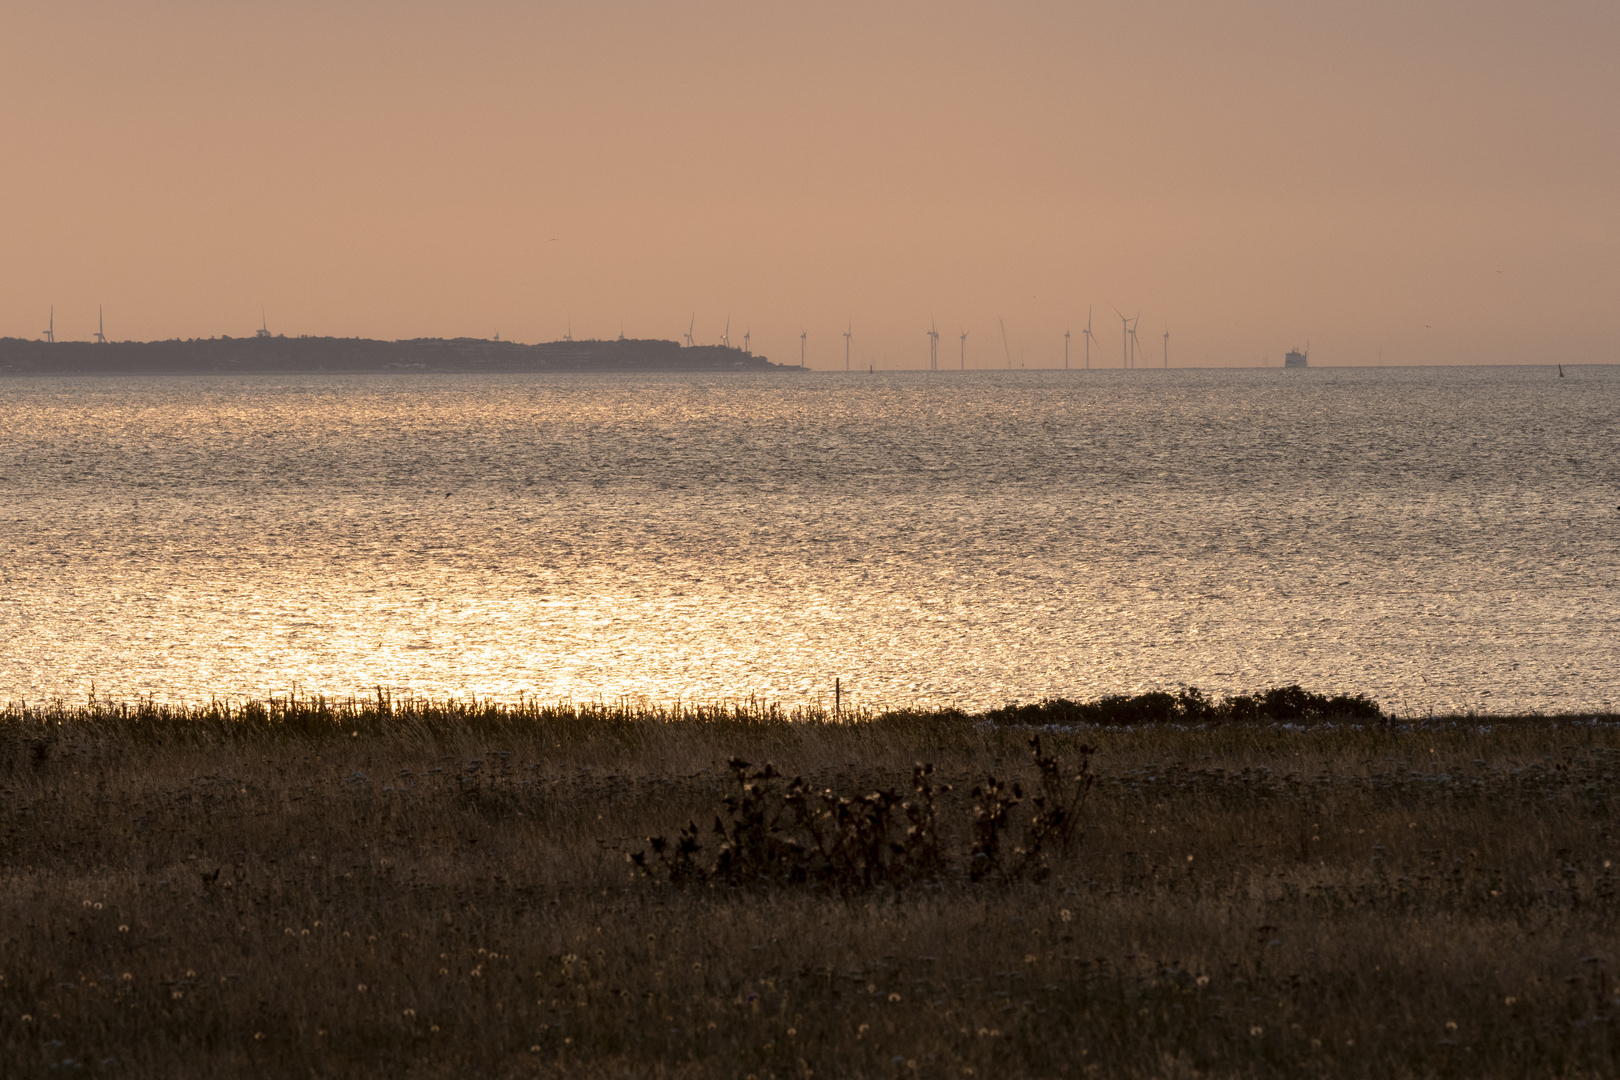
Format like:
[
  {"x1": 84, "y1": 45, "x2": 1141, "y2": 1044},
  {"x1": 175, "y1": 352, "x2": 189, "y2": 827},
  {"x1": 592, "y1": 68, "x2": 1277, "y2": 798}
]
[{"x1": 0, "y1": 335, "x2": 796, "y2": 375}]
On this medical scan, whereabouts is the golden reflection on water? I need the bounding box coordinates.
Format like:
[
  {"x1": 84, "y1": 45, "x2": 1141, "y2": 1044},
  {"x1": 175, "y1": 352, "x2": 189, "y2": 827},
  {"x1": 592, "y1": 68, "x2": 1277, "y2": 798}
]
[{"x1": 1, "y1": 368, "x2": 1616, "y2": 713}]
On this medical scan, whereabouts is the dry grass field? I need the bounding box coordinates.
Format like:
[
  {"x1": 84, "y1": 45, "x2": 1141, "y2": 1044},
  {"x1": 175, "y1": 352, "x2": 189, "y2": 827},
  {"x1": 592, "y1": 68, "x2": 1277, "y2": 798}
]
[{"x1": 4, "y1": 694, "x2": 1620, "y2": 1078}]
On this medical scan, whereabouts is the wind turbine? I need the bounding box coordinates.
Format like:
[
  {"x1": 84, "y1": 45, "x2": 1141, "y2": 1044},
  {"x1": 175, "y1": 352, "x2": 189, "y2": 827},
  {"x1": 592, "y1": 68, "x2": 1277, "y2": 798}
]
[
  {"x1": 1116, "y1": 309, "x2": 1129, "y2": 368},
  {"x1": 1128, "y1": 315, "x2": 1142, "y2": 368},
  {"x1": 1082, "y1": 307, "x2": 1098, "y2": 369},
  {"x1": 684, "y1": 314, "x2": 695, "y2": 347},
  {"x1": 959, "y1": 329, "x2": 968, "y2": 370},
  {"x1": 94, "y1": 306, "x2": 107, "y2": 344},
  {"x1": 999, "y1": 317, "x2": 1011, "y2": 368},
  {"x1": 1163, "y1": 327, "x2": 1169, "y2": 368},
  {"x1": 1064, "y1": 328, "x2": 1071, "y2": 370},
  {"x1": 721, "y1": 316, "x2": 730, "y2": 349},
  {"x1": 43, "y1": 306, "x2": 54, "y2": 344},
  {"x1": 928, "y1": 319, "x2": 940, "y2": 371},
  {"x1": 743, "y1": 328, "x2": 751, "y2": 355},
  {"x1": 800, "y1": 329, "x2": 807, "y2": 368},
  {"x1": 843, "y1": 322, "x2": 852, "y2": 371}
]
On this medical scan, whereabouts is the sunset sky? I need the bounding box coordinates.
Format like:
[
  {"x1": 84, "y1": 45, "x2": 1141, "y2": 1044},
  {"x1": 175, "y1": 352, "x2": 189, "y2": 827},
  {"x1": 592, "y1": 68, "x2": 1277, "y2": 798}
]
[{"x1": 3, "y1": 0, "x2": 1615, "y2": 367}]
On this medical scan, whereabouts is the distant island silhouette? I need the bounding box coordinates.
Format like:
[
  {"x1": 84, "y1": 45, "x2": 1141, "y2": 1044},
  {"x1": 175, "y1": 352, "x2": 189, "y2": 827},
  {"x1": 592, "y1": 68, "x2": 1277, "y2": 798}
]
[{"x1": 0, "y1": 335, "x2": 795, "y2": 374}]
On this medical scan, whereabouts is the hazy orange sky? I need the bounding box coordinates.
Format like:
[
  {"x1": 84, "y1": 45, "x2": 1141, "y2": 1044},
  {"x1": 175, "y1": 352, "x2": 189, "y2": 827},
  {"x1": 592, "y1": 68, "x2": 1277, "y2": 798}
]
[{"x1": 3, "y1": 1, "x2": 1615, "y2": 367}]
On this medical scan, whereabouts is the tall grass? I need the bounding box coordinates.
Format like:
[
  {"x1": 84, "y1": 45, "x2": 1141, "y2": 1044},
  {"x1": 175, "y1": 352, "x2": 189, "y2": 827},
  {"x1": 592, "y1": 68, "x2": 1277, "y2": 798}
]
[{"x1": 3, "y1": 691, "x2": 1619, "y2": 1077}]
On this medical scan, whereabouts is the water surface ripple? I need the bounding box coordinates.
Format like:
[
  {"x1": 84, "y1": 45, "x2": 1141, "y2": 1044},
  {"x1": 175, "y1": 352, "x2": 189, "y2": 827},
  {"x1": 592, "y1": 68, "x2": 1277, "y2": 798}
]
[{"x1": 1, "y1": 367, "x2": 1614, "y2": 714}]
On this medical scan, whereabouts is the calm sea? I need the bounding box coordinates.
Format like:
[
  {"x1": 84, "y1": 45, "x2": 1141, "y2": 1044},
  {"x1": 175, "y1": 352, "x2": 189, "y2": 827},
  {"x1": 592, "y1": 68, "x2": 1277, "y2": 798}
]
[{"x1": 2, "y1": 366, "x2": 1614, "y2": 715}]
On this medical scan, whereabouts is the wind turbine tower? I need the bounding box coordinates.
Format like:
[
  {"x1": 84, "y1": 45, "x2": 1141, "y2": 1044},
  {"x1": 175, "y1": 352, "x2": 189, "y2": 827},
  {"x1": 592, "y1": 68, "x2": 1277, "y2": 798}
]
[
  {"x1": 743, "y1": 328, "x2": 751, "y2": 355},
  {"x1": 257, "y1": 305, "x2": 271, "y2": 339},
  {"x1": 928, "y1": 320, "x2": 940, "y2": 371},
  {"x1": 684, "y1": 314, "x2": 696, "y2": 347},
  {"x1": 1117, "y1": 309, "x2": 1129, "y2": 368},
  {"x1": 43, "y1": 306, "x2": 54, "y2": 344},
  {"x1": 999, "y1": 317, "x2": 1011, "y2": 368},
  {"x1": 721, "y1": 316, "x2": 730, "y2": 349},
  {"x1": 1064, "y1": 328, "x2": 1071, "y2": 370},
  {"x1": 1083, "y1": 307, "x2": 1097, "y2": 369},
  {"x1": 800, "y1": 329, "x2": 807, "y2": 368},
  {"x1": 94, "y1": 306, "x2": 107, "y2": 344},
  {"x1": 1163, "y1": 328, "x2": 1169, "y2": 368},
  {"x1": 959, "y1": 329, "x2": 967, "y2": 370},
  {"x1": 843, "y1": 322, "x2": 852, "y2": 371},
  {"x1": 1128, "y1": 316, "x2": 1142, "y2": 369}
]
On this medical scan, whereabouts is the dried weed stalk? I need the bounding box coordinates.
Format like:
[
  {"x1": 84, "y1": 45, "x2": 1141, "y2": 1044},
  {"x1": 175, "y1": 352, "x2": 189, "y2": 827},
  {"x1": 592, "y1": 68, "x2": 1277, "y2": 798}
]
[{"x1": 633, "y1": 737, "x2": 1093, "y2": 891}]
